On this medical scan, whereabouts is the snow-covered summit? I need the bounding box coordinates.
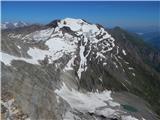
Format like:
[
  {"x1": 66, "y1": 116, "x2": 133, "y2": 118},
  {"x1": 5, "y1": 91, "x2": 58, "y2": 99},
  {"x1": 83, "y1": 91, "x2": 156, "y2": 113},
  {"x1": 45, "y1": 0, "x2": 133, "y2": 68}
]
[
  {"x1": 58, "y1": 18, "x2": 99, "y2": 33},
  {"x1": 1, "y1": 18, "x2": 118, "y2": 79},
  {"x1": 1, "y1": 18, "x2": 159, "y2": 120},
  {"x1": 1, "y1": 18, "x2": 117, "y2": 79}
]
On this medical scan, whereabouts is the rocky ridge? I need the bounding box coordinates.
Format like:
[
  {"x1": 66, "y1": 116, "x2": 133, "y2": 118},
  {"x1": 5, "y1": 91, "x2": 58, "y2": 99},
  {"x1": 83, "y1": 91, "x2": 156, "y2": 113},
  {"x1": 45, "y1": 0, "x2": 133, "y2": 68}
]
[{"x1": 1, "y1": 18, "x2": 160, "y2": 120}]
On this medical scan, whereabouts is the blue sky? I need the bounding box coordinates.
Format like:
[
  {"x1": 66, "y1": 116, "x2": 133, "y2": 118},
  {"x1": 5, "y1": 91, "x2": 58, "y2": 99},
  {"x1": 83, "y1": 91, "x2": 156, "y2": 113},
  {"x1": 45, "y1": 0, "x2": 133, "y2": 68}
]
[{"x1": 2, "y1": 1, "x2": 160, "y2": 28}]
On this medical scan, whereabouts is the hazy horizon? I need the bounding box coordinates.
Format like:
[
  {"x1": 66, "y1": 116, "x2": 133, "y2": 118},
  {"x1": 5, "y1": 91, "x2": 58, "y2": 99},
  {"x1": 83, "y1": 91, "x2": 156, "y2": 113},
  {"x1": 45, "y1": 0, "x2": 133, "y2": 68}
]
[{"x1": 2, "y1": 1, "x2": 160, "y2": 29}]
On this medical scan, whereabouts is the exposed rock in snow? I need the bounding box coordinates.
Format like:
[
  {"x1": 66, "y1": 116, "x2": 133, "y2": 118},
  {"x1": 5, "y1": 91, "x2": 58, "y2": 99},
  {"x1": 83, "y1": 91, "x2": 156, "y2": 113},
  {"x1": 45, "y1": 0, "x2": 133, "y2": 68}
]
[{"x1": 64, "y1": 55, "x2": 76, "y2": 71}]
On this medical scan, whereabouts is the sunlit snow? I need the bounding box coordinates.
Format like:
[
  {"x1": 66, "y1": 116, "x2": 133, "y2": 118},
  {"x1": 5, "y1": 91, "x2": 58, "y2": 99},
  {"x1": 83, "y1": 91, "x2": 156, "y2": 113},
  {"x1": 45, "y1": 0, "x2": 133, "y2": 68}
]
[{"x1": 55, "y1": 82, "x2": 120, "y2": 117}]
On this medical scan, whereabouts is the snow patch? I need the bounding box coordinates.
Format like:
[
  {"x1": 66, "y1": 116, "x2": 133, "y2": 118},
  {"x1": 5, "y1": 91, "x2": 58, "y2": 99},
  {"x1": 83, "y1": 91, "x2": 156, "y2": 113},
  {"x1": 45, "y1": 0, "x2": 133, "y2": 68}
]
[
  {"x1": 17, "y1": 45, "x2": 21, "y2": 49},
  {"x1": 1, "y1": 36, "x2": 77, "y2": 65},
  {"x1": 96, "y1": 52, "x2": 106, "y2": 59},
  {"x1": 55, "y1": 83, "x2": 119, "y2": 114},
  {"x1": 63, "y1": 111, "x2": 80, "y2": 120},
  {"x1": 95, "y1": 108, "x2": 118, "y2": 118},
  {"x1": 64, "y1": 55, "x2": 76, "y2": 71},
  {"x1": 33, "y1": 28, "x2": 54, "y2": 41},
  {"x1": 124, "y1": 61, "x2": 129, "y2": 64},
  {"x1": 108, "y1": 100, "x2": 120, "y2": 107},
  {"x1": 23, "y1": 28, "x2": 54, "y2": 41},
  {"x1": 77, "y1": 40, "x2": 90, "y2": 79},
  {"x1": 128, "y1": 67, "x2": 134, "y2": 70},
  {"x1": 8, "y1": 33, "x2": 22, "y2": 39},
  {"x1": 28, "y1": 37, "x2": 76, "y2": 64},
  {"x1": 0, "y1": 52, "x2": 38, "y2": 65},
  {"x1": 132, "y1": 73, "x2": 136, "y2": 77},
  {"x1": 99, "y1": 77, "x2": 103, "y2": 82},
  {"x1": 122, "y1": 49, "x2": 127, "y2": 55},
  {"x1": 121, "y1": 115, "x2": 138, "y2": 120},
  {"x1": 103, "y1": 62, "x2": 107, "y2": 66}
]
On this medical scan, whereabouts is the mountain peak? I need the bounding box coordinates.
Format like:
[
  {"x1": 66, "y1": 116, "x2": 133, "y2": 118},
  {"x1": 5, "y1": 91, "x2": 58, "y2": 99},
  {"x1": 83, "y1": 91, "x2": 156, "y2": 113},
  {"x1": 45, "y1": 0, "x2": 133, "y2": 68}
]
[
  {"x1": 62, "y1": 17, "x2": 84, "y2": 23},
  {"x1": 1, "y1": 18, "x2": 160, "y2": 120},
  {"x1": 13, "y1": 21, "x2": 28, "y2": 27}
]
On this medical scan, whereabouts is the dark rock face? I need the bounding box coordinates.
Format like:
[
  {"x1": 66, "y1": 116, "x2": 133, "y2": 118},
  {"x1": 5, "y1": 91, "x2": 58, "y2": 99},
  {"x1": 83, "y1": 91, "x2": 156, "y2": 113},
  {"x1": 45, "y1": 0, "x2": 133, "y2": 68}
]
[
  {"x1": 46, "y1": 19, "x2": 60, "y2": 28},
  {"x1": 1, "y1": 18, "x2": 160, "y2": 120}
]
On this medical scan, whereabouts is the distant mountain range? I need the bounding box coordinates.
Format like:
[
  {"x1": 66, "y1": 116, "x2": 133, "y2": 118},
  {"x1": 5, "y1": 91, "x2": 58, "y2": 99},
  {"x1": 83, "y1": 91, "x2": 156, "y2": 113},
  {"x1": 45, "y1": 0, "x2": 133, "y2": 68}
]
[
  {"x1": 1, "y1": 21, "x2": 29, "y2": 29},
  {"x1": 126, "y1": 26, "x2": 160, "y2": 49},
  {"x1": 140, "y1": 31, "x2": 160, "y2": 49}
]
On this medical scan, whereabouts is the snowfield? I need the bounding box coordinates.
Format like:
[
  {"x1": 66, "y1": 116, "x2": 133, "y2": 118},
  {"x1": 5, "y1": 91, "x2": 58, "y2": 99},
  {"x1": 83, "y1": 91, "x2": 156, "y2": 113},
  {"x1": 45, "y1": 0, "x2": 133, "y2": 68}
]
[
  {"x1": 55, "y1": 82, "x2": 141, "y2": 120},
  {"x1": 0, "y1": 52, "x2": 39, "y2": 65},
  {"x1": 1, "y1": 18, "x2": 118, "y2": 79},
  {"x1": 28, "y1": 37, "x2": 76, "y2": 64},
  {"x1": 55, "y1": 82, "x2": 118, "y2": 114}
]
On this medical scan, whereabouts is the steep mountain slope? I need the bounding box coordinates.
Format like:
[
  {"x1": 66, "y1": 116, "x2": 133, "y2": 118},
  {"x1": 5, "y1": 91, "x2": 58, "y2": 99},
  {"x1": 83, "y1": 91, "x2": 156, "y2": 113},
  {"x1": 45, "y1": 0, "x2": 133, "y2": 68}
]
[
  {"x1": 1, "y1": 18, "x2": 160, "y2": 120},
  {"x1": 108, "y1": 27, "x2": 160, "y2": 114}
]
